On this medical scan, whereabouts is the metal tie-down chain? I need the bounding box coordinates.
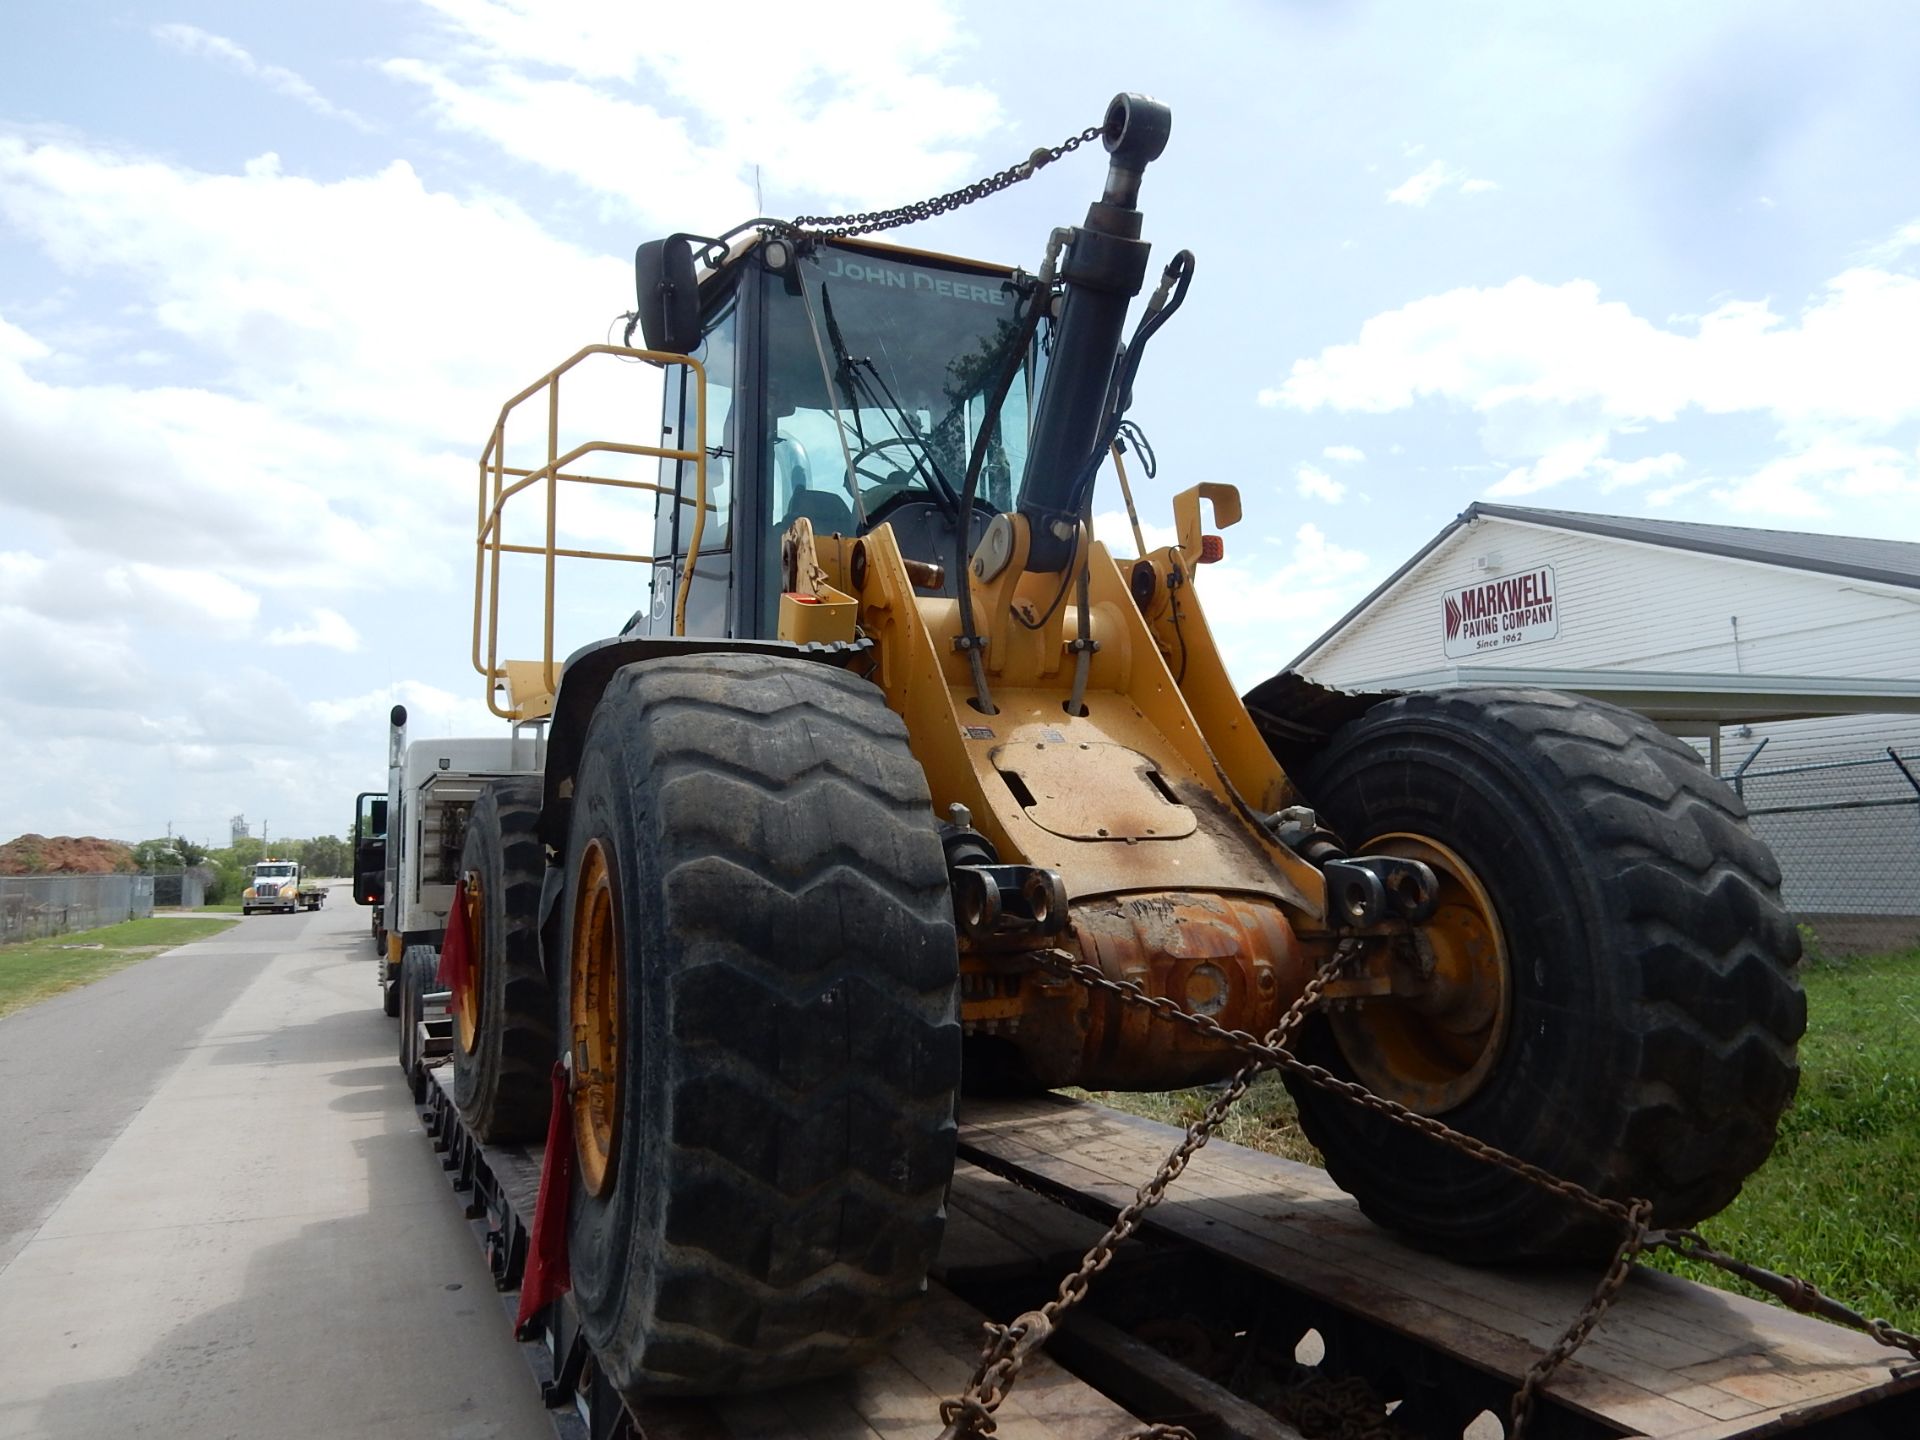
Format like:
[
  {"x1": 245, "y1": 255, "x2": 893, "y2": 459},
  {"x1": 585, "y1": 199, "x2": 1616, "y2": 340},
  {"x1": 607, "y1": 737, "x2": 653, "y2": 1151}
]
[
  {"x1": 1650, "y1": 1229, "x2": 1920, "y2": 1359},
  {"x1": 939, "y1": 941, "x2": 1920, "y2": 1440},
  {"x1": 935, "y1": 944, "x2": 1361, "y2": 1440},
  {"x1": 779, "y1": 126, "x2": 1106, "y2": 242}
]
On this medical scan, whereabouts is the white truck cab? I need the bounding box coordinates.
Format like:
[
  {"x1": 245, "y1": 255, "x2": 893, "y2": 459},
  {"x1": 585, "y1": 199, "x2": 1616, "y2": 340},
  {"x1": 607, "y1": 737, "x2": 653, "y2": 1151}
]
[{"x1": 243, "y1": 860, "x2": 303, "y2": 915}]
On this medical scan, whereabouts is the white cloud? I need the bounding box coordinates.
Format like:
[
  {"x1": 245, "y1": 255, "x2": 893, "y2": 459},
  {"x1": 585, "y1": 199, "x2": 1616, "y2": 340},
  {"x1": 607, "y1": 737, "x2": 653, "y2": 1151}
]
[
  {"x1": 1709, "y1": 439, "x2": 1915, "y2": 518},
  {"x1": 0, "y1": 137, "x2": 627, "y2": 434},
  {"x1": 267, "y1": 608, "x2": 362, "y2": 651},
  {"x1": 0, "y1": 605, "x2": 150, "y2": 710},
  {"x1": 1647, "y1": 479, "x2": 1708, "y2": 507},
  {"x1": 1386, "y1": 160, "x2": 1496, "y2": 207},
  {"x1": 1321, "y1": 444, "x2": 1366, "y2": 464},
  {"x1": 1487, "y1": 433, "x2": 1610, "y2": 497},
  {"x1": 0, "y1": 130, "x2": 655, "y2": 839},
  {"x1": 382, "y1": 61, "x2": 756, "y2": 229},
  {"x1": 1091, "y1": 509, "x2": 1176, "y2": 556},
  {"x1": 1487, "y1": 439, "x2": 1686, "y2": 497},
  {"x1": 1263, "y1": 248, "x2": 1920, "y2": 515},
  {"x1": 1085, "y1": 510, "x2": 1374, "y2": 679},
  {"x1": 386, "y1": 0, "x2": 1001, "y2": 223},
  {"x1": 0, "y1": 552, "x2": 261, "y2": 638},
  {"x1": 308, "y1": 679, "x2": 500, "y2": 740},
  {"x1": 1857, "y1": 215, "x2": 1920, "y2": 266},
  {"x1": 1199, "y1": 523, "x2": 1373, "y2": 683},
  {"x1": 1599, "y1": 451, "x2": 1686, "y2": 490},
  {"x1": 1267, "y1": 269, "x2": 1920, "y2": 430},
  {"x1": 1294, "y1": 463, "x2": 1347, "y2": 503},
  {"x1": 0, "y1": 137, "x2": 637, "y2": 593},
  {"x1": 153, "y1": 24, "x2": 374, "y2": 132}
]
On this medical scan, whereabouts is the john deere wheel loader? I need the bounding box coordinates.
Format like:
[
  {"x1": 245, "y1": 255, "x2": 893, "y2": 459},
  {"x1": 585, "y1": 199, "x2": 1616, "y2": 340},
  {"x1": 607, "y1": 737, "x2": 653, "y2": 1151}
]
[{"x1": 447, "y1": 94, "x2": 1803, "y2": 1402}]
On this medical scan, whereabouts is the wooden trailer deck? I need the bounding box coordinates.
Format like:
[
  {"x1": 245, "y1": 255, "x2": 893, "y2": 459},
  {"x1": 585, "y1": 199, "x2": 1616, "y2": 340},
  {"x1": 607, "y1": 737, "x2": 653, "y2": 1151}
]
[
  {"x1": 948, "y1": 1097, "x2": 1919, "y2": 1440},
  {"x1": 413, "y1": 1063, "x2": 1918, "y2": 1440}
]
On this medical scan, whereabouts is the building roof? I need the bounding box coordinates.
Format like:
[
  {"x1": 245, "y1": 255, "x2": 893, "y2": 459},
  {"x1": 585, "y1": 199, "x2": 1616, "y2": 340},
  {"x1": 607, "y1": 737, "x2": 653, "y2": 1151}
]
[
  {"x1": 1290, "y1": 502, "x2": 1920, "y2": 670},
  {"x1": 1470, "y1": 504, "x2": 1920, "y2": 589}
]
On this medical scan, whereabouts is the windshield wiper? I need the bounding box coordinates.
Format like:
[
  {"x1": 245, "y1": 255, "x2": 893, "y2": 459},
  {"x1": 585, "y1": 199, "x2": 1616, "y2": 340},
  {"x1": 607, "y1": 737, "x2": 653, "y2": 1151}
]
[
  {"x1": 792, "y1": 267, "x2": 870, "y2": 527},
  {"x1": 819, "y1": 284, "x2": 961, "y2": 516}
]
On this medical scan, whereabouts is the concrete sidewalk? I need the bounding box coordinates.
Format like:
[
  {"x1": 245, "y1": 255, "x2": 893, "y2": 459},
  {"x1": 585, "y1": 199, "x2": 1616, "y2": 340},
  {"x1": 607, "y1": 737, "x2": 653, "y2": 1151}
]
[{"x1": 0, "y1": 911, "x2": 552, "y2": 1439}]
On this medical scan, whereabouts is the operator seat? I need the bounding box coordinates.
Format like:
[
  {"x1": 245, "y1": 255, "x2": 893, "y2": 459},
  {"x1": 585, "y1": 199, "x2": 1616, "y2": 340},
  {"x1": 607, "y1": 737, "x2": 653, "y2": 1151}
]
[{"x1": 780, "y1": 486, "x2": 856, "y2": 538}]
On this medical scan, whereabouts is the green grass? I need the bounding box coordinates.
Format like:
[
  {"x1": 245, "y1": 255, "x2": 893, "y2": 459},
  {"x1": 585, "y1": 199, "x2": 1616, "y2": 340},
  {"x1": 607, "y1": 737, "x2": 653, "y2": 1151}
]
[
  {"x1": 0, "y1": 916, "x2": 239, "y2": 1018},
  {"x1": 1646, "y1": 946, "x2": 1920, "y2": 1331},
  {"x1": 1086, "y1": 947, "x2": 1920, "y2": 1332},
  {"x1": 1072, "y1": 1073, "x2": 1324, "y2": 1166}
]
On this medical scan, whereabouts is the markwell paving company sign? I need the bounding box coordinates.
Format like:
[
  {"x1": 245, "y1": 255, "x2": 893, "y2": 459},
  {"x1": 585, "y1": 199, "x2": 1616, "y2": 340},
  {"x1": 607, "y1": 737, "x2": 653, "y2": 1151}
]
[{"x1": 1442, "y1": 565, "x2": 1559, "y2": 657}]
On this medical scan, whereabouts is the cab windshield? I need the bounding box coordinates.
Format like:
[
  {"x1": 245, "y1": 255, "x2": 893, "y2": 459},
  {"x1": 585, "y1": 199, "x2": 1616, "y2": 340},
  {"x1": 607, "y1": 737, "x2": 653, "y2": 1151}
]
[
  {"x1": 761, "y1": 241, "x2": 1042, "y2": 532},
  {"x1": 256, "y1": 865, "x2": 295, "y2": 881}
]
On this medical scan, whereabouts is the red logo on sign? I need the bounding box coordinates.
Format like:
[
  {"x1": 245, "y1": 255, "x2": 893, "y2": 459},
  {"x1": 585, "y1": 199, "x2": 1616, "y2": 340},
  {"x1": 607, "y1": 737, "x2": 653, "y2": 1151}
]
[{"x1": 1444, "y1": 594, "x2": 1462, "y2": 639}]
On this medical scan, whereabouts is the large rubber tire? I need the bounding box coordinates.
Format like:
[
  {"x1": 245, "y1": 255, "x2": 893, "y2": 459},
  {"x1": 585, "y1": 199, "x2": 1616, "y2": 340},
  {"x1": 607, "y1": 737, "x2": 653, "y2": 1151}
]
[
  {"x1": 1287, "y1": 687, "x2": 1804, "y2": 1260},
  {"x1": 451, "y1": 779, "x2": 554, "y2": 1142},
  {"x1": 398, "y1": 943, "x2": 439, "y2": 1094},
  {"x1": 561, "y1": 653, "x2": 960, "y2": 1397}
]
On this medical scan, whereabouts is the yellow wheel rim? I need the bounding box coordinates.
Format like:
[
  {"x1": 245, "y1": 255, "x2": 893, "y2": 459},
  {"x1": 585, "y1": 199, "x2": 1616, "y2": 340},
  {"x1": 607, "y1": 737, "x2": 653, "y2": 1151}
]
[
  {"x1": 569, "y1": 838, "x2": 622, "y2": 1198},
  {"x1": 1329, "y1": 832, "x2": 1511, "y2": 1114},
  {"x1": 456, "y1": 872, "x2": 483, "y2": 1055}
]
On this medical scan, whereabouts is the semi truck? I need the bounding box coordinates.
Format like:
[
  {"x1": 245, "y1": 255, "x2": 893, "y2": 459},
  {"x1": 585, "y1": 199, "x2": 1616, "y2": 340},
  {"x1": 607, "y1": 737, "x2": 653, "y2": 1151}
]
[
  {"x1": 352, "y1": 704, "x2": 544, "y2": 1017},
  {"x1": 241, "y1": 859, "x2": 326, "y2": 915}
]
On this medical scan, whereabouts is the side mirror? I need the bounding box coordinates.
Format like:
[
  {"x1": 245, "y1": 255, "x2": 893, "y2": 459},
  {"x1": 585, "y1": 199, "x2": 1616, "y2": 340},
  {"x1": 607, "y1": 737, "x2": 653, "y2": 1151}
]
[{"x1": 633, "y1": 236, "x2": 701, "y2": 355}]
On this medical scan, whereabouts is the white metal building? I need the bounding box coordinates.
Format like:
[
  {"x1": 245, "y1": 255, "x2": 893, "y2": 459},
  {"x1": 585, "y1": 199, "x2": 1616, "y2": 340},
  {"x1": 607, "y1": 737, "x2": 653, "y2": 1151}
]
[{"x1": 1290, "y1": 504, "x2": 1920, "y2": 947}]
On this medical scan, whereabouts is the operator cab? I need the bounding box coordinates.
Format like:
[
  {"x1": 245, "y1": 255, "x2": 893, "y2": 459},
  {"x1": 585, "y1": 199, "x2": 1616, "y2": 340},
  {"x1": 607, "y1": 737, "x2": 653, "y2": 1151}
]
[{"x1": 636, "y1": 232, "x2": 1045, "y2": 641}]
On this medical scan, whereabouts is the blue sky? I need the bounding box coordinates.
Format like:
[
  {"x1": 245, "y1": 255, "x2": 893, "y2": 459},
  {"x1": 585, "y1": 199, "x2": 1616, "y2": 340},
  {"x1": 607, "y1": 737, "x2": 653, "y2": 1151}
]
[{"x1": 2, "y1": 0, "x2": 1917, "y2": 845}]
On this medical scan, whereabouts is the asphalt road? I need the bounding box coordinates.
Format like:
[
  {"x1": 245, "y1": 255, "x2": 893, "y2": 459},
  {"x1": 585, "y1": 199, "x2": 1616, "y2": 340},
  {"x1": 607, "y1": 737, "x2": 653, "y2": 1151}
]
[
  {"x1": 0, "y1": 915, "x2": 266, "y2": 1274},
  {"x1": 0, "y1": 892, "x2": 553, "y2": 1440}
]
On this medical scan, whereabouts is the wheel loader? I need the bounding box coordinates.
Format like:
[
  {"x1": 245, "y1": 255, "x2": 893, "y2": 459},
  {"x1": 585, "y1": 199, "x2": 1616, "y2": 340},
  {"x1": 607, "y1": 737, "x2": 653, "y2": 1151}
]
[{"x1": 444, "y1": 94, "x2": 1804, "y2": 1404}]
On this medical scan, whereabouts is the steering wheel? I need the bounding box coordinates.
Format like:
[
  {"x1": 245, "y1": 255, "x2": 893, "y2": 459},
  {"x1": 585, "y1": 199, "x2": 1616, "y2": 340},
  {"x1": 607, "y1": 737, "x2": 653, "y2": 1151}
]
[{"x1": 846, "y1": 435, "x2": 943, "y2": 500}]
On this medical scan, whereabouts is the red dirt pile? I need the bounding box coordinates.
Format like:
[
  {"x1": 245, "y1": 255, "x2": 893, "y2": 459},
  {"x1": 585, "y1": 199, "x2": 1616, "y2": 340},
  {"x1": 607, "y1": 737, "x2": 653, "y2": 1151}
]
[{"x1": 0, "y1": 834, "x2": 139, "y2": 876}]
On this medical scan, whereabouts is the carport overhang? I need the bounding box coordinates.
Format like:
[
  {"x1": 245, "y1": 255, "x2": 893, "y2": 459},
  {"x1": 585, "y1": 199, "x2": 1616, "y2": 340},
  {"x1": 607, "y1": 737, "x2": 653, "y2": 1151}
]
[{"x1": 1355, "y1": 667, "x2": 1920, "y2": 725}]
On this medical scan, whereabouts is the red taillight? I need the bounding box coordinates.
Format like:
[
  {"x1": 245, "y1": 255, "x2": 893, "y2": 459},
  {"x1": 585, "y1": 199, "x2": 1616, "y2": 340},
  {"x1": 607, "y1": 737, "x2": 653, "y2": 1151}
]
[{"x1": 1199, "y1": 535, "x2": 1225, "y2": 564}]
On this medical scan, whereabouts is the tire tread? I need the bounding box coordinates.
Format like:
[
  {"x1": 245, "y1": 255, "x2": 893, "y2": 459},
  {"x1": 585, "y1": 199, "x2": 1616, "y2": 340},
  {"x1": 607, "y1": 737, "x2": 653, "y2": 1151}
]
[
  {"x1": 575, "y1": 654, "x2": 958, "y2": 1395},
  {"x1": 452, "y1": 779, "x2": 555, "y2": 1141},
  {"x1": 1289, "y1": 686, "x2": 1803, "y2": 1258}
]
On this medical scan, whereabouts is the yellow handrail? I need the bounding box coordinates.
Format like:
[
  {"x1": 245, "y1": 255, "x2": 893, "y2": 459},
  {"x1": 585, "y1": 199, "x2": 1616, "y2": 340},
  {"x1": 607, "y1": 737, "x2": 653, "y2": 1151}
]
[{"x1": 472, "y1": 344, "x2": 711, "y2": 720}]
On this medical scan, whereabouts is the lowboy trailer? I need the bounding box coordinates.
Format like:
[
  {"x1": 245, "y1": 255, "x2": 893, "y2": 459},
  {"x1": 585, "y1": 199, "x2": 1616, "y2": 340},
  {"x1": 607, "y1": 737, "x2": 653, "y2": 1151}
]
[{"x1": 397, "y1": 1018, "x2": 1918, "y2": 1440}]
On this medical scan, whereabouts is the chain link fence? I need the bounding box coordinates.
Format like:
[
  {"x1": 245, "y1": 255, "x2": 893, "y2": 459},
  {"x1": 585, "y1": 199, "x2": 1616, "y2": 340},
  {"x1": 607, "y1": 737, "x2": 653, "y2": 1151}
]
[
  {"x1": 0, "y1": 873, "x2": 156, "y2": 944},
  {"x1": 1722, "y1": 746, "x2": 1920, "y2": 955}
]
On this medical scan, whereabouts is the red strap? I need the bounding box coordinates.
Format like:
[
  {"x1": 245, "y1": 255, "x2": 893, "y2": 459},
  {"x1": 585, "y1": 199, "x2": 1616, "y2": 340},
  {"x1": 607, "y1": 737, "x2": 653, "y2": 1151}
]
[
  {"x1": 436, "y1": 877, "x2": 471, "y2": 1004},
  {"x1": 515, "y1": 1060, "x2": 574, "y2": 1332}
]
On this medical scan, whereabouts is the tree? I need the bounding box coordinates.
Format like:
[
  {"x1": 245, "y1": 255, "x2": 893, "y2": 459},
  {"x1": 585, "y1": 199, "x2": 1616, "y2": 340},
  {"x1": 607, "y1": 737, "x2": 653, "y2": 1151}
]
[
  {"x1": 132, "y1": 838, "x2": 181, "y2": 871},
  {"x1": 297, "y1": 834, "x2": 351, "y2": 877},
  {"x1": 204, "y1": 858, "x2": 244, "y2": 905}
]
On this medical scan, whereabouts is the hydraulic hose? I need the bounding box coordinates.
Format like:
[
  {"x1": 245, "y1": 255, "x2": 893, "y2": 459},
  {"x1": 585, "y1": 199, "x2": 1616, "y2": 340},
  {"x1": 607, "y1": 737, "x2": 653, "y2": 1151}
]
[{"x1": 1062, "y1": 249, "x2": 1193, "y2": 520}]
